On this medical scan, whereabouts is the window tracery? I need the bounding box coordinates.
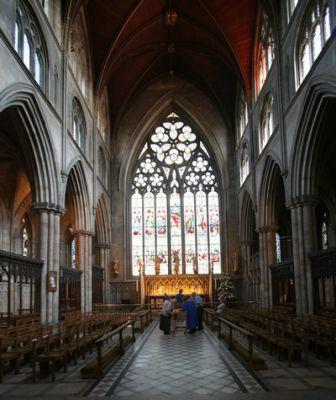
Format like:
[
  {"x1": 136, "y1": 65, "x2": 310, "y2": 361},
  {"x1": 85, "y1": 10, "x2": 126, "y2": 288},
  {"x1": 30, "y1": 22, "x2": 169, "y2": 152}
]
[
  {"x1": 131, "y1": 113, "x2": 221, "y2": 276},
  {"x1": 69, "y1": 7, "x2": 93, "y2": 107},
  {"x1": 240, "y1": 143, "x2": 249, "y2": 185},
  {"x1": 72, "y1": 98, "x2": 86, "y2": 150},
  {"x1": 256, "y1": 10, "x2": 275, "y2": 95},
  {"x1": 237, "y1": 91, "x2": 248, "y2": 140},
  {"x1": 259, "y1": 93, "x2": 274, "y2": 152},
  {"x1": 297, "y1": 0, "x2": 331, "y2": 85},
  {"x1": 22, "y1": 217, "x2": 30, "y2": 257},
  {"x1": 71, "y1": 237, "x2": 76, "y2": 268},
  {"x1": 275, "y1": 232, "x2": 282, "y2": 263},
  {"x1": 14, "y1": 0, "x2": 46, "y2": 88}
]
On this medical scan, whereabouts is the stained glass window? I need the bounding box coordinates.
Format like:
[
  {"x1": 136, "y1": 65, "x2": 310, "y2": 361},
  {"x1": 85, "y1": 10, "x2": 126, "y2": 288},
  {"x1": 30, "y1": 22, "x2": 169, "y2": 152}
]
[
  {"x1": 259, "y1": 93, "x2": 274, "y2": 152},
  {"x1": 71, "y1": 237, "x2": 76, "y2": 268},
  {"x1": 237, "y1": 91, "x2": 248, "y2": 140},
  {"x1": 131, "y1": 113, "x2": 222, "y2": 276},
  {"x1": 320, "y1": 211, "x2": 328, "y2": 250},
  {"x1": 256, "y1": 10, "x2": 275, "y2": 95},
  {"x1": 184, "y1": 190, "x2": 196, "y2": 274},
  {"x1": 240, "y1": 143, "x2": 249, "y2": 185},
  {"x1": 208, "y1": 190, "x2": 221, "y2": 274},
  {"x1": 275, "y1": 232, "x2": 281, "y2": 263},
  {"x1": 132, "y1": 192, "x2": 143, "y2": 274},
  {"x1": 298, "y1": 0, "x2": 332, "y2": 86},
  {"x1": 22, "y1": 217, "x2": 29, "y2": 257},
  {"x1": 72, "y1": 98, "x2": 86, "y2": 150}
]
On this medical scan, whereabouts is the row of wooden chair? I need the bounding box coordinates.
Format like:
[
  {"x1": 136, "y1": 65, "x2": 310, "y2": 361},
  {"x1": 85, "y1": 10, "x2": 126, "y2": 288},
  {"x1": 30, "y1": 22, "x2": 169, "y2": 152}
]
[
  {"x1": 0, "y1": 311, "x2": 131, "y2": 383},
  {"x1": 218, "y1": 308, "x2": 336, "y2": 367}
]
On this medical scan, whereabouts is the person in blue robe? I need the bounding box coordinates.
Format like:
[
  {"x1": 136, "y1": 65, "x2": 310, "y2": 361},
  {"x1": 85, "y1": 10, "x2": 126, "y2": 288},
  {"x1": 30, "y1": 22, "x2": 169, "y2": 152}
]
[
  {"x1": 194, "y1": 292, "x2": 204, "y2": 330},
  {"x1": 175, "y1": 289, "x2": 184, "y2": 304},
  {"x1": 181, "y1": 295, "x2": 197, "y2": 333}
]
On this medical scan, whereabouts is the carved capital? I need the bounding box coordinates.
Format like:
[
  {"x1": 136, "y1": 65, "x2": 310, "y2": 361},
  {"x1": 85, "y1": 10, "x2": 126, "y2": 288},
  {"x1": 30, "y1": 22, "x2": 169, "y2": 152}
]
[
  {"x1": 287, "y1": 195, "x2": 319, "y2": 209},
  {"x1": 31, "y1": 202, "x2": 65, "y2": 215},
  {"x1": 258, "y1": 225, "x2": 278, "y2": 233},
  {"x1": 72, "y1": 229, "x2": 95, "y2": 237},
  {"x1": 96, "y1": 243, "x2": 110, "y2": 249}
]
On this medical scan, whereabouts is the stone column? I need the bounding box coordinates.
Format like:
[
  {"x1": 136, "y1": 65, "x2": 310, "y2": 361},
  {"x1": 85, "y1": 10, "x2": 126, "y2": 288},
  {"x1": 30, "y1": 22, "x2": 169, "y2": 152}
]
[
  {"x1": 289, "y1": 197, "x2": 317, "y2": 315},
  {"x1": 74, "y1": 230, "x2": 93, "y2": 313},
  {"x1": 52, "y1": 211, "x2": 61, "y2": 322},
  {"x1": 32, "y1": 204, "x2": 62, "y2": 324},
  {"x1": 97, "y1": 244, "x2": 111, "y2": 303},
  {"x1": 241, "y1": 240, "x2": 253, "y2": 300},
  {"x1": 258, "y1": 225, "x2": 277, "y2": 310}
]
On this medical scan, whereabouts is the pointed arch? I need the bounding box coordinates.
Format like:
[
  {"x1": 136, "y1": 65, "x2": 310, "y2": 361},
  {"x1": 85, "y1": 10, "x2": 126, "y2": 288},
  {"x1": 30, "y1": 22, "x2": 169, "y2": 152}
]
[
  {"x1": 119, "y1": 93, "x2": 228, "y2": 194},
  {"x1": 95, "y1": 193, "x2": 111, "y2": 246},
  {"x1": 290, "y1": 76, "x2": 336, "y2": 200},
  {"x1": 67, "y1": 4, "x2": 93, "y2": 108},
  {"x1": 241, "y1": 190, "x2": 256, "y2": 243},
  {"x1": 129, "y1": 111, "x2": 223, "y2": 276},
  {"x1": 253, "y1": 5, "x2": 276, "y2": 97},
  {"x1": 0, "y1": 83, "x2": 59, "y2": 206},
  {"x1": 64, "y1": 161, "x2": 91, "y2": 232},
  {"x1": 259, "y1": 156, "x2": 285, "y2": 228}
]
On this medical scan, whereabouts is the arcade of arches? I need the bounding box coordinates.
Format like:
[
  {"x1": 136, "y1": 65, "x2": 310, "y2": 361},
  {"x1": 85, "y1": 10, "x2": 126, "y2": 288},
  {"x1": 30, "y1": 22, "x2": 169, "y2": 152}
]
[{"x1": 0, "y1": 0, "x2": 336, "y2": 397}]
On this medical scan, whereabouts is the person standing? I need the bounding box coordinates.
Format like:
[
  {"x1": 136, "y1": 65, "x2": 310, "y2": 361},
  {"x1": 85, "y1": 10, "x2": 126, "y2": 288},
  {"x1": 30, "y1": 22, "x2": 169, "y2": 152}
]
[
  {"x1": 181, "y1": 293, "x2": 198, "y2": 333},
  {"x1": 194, "y1": 292, "x2": 203, "y2": 330},
  {"x1": 159, "y1": 294, "x2": 172, "y2": 334},
  {"x1": 175, "y1": 288, "x2": 184, "y2": 304}
]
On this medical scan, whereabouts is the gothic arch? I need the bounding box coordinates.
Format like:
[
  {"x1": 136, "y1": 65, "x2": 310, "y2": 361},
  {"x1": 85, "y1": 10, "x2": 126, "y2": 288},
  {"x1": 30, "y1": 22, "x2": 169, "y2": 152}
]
[
  {"x1": 259, "y1": 156, "x2": 285, "y2": 228},
  {"x1": 241, "y1": 190, "x2": 256, "y2": 243},
  {"x1": 64, "y1": 161, "x2": 91, "y2": 232},
  {"x1": 0, "y1": 83, "x2": 59, "y2": 206},
  {"x1": 252, "y1": 3, "x2": 277, "y2": 98},
  {"x1": 290, "y1": 76, "x2": 336, "y2": 200},
  {"x1": 64, "y1": 2, "x2": 93, "y2": 107},
  {"x1": 95, "y1": 194, "x2": 111, "y2": 246},
  {"x1": 119, "y1": 94, "x2": 229, "y2": 195}
]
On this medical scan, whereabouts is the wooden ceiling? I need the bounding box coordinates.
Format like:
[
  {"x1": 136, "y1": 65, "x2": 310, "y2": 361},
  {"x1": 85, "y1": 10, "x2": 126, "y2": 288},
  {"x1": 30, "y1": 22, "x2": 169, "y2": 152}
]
[{"x1": 83, "y1": 0, "x2": 258, "y2": 126}]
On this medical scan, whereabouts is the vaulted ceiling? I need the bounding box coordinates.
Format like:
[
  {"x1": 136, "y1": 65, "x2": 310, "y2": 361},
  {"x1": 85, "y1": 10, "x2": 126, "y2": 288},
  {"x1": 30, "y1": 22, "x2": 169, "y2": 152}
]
[{"x1": 82, "y1": 0, "x2": 259, "y2": 127}]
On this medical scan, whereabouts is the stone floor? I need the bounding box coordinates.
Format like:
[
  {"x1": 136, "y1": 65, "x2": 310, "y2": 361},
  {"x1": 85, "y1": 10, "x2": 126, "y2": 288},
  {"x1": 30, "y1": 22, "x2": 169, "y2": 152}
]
[{"x1": 0, "y1": 320, "x2": 336, "y2": 399}]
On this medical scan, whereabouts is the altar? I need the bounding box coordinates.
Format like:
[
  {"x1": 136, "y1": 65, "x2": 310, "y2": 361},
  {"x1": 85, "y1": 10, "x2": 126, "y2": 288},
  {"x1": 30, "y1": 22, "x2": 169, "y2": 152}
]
[{"x1": 141, "y1": 274, "x2": 212, "y2": 309}]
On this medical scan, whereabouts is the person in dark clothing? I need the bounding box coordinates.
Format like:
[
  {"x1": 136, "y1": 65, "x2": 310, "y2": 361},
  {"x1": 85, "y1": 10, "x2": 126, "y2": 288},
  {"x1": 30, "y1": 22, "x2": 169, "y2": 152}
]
[
  {"x1": 194, "y1": 292, "x2": 204, "y2": 330},
  {"x1": 175, "y1": 288, "x2": 184, "y2": 304},
  {"x1": 159, "y1": 294, "x2": 172, "y2": 334},
  {"x1": 181, "y1": 293, "x2": 197, "y2": 333}
]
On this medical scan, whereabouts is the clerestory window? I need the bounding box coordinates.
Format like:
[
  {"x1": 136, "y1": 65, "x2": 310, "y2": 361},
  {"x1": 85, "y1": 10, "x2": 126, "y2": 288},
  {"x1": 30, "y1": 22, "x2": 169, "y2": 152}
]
[{"x1": 14, "y1": 0, "x2": 47, "y2": 88}]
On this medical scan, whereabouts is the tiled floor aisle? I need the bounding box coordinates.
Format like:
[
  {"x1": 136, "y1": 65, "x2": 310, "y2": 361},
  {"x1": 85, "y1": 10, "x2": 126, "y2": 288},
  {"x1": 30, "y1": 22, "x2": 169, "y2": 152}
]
[{"x1": 90, "y1": 322, "x2": 266, "y2": 397}]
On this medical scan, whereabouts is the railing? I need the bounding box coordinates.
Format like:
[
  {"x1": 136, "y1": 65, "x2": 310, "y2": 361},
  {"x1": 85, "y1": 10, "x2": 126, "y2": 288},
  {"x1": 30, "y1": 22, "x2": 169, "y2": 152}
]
[
  {"x1": 0, "y1": 250, "x2": 42, "y2": 318},
  {"x1": 218, "y1": 316, "x2": 255, "y2": 366},
  {"x1": 93, "y1": 303, "x2": 150, "y2": 312},
  {"x1": 92, "y1": 304, "x2": 152, "y2": 331},
  {"x1": 95, "y1": 320, "x2": 135, "y2": 377}
]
